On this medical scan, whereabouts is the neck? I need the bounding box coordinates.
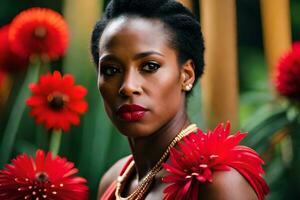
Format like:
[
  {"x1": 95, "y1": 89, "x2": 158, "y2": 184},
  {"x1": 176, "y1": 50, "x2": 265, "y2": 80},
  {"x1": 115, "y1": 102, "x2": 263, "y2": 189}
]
[{"x1": 127, "y1": 107, "x2": 190, "y2": 181}]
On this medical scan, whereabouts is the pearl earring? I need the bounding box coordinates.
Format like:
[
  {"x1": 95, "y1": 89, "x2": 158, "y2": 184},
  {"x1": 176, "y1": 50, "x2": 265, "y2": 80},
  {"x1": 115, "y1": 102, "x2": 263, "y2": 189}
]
[{"x1": 184, "y1": 83, "x2": 193, "y2": 91}]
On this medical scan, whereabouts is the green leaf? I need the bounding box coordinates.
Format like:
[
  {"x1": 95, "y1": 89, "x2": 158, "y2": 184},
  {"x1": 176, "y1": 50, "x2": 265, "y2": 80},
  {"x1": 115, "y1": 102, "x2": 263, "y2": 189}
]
[
  {"x1": 242, "y1": 103, "x2": 285, "y2": 132},
  {"x1": 242, "y1": 104, "x2": 290, "y2": 153},
  {"x1": 286, "y1": 104, "x2": 300, "y2": 122},
  {"x1": 265, "y1": 152, "x2": 286, "y2": 186}
]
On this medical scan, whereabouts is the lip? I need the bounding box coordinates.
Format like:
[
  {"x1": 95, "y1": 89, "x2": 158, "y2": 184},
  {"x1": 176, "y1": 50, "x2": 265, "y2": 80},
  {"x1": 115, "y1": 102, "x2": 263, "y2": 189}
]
[{"x1": 116, "y1": 104, "x2": 148, "y2": 121}]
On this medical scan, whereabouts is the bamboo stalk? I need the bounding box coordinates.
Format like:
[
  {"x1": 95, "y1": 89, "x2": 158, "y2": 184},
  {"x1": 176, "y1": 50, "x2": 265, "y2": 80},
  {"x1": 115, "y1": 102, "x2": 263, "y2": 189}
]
[
  {"x1": 260, "y1": 0, "x2": 292, "y2": 83},
  {"x1": 62, "y1": 0, "x2": 101, "y2": 81},
  {"x1": 200, "y1": 0, "x2": 239, "y2": 130},
  {"x1": 178, "y1": 0, "x2": 193, "y2": 11}
]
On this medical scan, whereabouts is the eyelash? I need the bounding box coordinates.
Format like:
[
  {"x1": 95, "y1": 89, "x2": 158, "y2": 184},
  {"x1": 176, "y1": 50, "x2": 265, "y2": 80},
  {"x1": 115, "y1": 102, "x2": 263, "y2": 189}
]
[
  {"x1": 141, "y1": 62, "x2": 161, "y2": 72},
  {"x1": 100, "y1": 61, "x2": 161, "y2": 76},
  {"x1": 100, "y1": 65, "x2": 121, "y2": 76}
]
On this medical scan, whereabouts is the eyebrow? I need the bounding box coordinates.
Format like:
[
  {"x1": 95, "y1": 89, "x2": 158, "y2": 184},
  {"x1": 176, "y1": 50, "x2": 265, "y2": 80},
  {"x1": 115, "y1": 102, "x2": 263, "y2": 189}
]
[
  {"x1": 133, "y1": 51, "x2": 164, "y2": 60},
  {"x1": 99, "y1": 51, "x2": 164, "y2": 62}
]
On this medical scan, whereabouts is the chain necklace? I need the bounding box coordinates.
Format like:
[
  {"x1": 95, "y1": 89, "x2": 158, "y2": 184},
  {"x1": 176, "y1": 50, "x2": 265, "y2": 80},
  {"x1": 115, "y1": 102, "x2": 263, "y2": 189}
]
[{"x1": 115, "y1": 124, "x2": 198, "y2": 200}]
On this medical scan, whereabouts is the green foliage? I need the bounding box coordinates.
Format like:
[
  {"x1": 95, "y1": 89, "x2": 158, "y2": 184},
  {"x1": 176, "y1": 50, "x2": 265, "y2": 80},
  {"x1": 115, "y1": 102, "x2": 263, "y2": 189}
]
[
  {"x1": 0, "y1": 62, "x2": 40, "y2": 166},
  {"x1": 241, "y1": 100, "x2": 300, "y2": 199},
  {"x1": 0, "y1": 0, "x2": 300, "y2": 199}
]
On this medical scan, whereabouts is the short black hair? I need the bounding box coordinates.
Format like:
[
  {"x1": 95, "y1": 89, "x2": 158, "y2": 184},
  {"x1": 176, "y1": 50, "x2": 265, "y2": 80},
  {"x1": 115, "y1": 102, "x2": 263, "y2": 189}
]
[{"x1": 91, "y1": 0, "x2": 205, "y2": 82}]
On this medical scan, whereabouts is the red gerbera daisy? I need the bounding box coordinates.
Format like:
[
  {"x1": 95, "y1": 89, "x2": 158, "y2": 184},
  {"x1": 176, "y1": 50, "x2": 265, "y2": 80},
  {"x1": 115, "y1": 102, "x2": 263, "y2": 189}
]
[
  {"x1": 162, "y1": 122, "x2": 269, "y2": 200},
  {"x1": 9, "y1": 8, "x2": 69, "y2": 61},
  {"x1": 0, "y1": 149, "x2": 88, "y2": 199},
  {"x1": 0, "y1": 25, "x2": 28, "y2": 72},
  {"x1": 0, "y1": 70, "x2": 10, "y2": 107},
  {"x1": 275, "y1": 42, "x2": 300, "y2": 100},
  {"x1": 0, "y1": 70, "x2": 6, "y2": 87},
  {"x1": 26, "y1": 71, "x2": 88, "y2": 132}
]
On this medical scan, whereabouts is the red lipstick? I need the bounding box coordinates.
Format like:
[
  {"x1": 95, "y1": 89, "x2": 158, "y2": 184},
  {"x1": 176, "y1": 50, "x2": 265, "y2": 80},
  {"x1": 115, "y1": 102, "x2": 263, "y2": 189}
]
[{"x1": 116, "y1": 104, "x2": 147, "y2": 121}]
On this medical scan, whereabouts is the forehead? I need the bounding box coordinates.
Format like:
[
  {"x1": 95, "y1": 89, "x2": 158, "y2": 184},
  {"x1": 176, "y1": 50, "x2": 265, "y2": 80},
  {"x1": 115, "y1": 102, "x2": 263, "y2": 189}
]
[{"x1": 99, "y1": 16, "x2": 172, "y2": 55}]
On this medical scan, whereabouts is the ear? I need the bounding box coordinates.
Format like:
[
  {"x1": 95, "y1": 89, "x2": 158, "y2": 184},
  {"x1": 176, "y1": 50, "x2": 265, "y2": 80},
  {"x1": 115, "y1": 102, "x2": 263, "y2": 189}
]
[{"x1": 180, "y1": 59, "x2": 195, "y2": 91}]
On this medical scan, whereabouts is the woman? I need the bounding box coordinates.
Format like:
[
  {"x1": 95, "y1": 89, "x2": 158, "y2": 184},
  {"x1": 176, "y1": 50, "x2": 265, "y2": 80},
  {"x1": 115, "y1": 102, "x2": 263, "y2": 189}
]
[{"x1": 91, "y1": 0, "x2": 269, "y2": 199}]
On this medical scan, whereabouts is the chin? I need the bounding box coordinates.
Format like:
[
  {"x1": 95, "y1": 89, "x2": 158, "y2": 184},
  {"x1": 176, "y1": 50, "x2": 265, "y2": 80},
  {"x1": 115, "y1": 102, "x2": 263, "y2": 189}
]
[{"x1": 115, "y1": 121, "x2": 154, "y2": 138}]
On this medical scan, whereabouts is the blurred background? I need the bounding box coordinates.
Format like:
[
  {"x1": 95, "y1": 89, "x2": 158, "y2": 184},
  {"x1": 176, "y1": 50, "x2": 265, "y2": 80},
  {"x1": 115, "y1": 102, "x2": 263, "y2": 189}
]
[{"x1": 0, "y1": 0, "x2": 299, "y2": 199}]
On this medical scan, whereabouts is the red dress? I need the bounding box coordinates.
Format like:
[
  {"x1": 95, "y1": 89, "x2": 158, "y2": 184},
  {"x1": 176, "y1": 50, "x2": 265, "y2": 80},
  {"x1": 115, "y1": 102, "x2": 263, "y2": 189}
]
[
  {"x1": 100, "y1": 156, "x2": 133, "y2": 200},
  {"x1": 99, "y1": 123, "x2": 269, "y2": 200}
]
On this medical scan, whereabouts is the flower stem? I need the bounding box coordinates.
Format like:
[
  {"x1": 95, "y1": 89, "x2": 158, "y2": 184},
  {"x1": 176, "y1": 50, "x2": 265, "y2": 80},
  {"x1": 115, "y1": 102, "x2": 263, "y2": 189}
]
[
  {"x1": 49, "y1": 129, "x2": 62, "y2": 156},
  {"x1": 0, "y1": 60, "x2": 40, "y2": 167}
]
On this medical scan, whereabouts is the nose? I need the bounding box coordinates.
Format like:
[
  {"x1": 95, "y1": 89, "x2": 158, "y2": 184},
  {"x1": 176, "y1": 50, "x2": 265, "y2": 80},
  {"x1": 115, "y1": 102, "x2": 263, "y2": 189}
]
[{"x1": 119, "y1": 69, "x2": 142, "y2": 97}]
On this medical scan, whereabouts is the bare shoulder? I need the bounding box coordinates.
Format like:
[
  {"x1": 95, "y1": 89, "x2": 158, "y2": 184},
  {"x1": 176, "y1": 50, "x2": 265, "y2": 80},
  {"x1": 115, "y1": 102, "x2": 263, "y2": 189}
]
[
  {"x1": 97, "y1": 155, "x2": 132, "y2": 199},
  {"x1": 199, "y1": 168, "x2": 258, "y2": 200}
]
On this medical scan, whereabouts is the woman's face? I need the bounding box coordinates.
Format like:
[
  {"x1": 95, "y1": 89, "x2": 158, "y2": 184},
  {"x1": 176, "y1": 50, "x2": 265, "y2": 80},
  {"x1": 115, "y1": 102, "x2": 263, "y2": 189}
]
[{"x1": 98, "y1": 17, "x2": 186, "y2": 138}]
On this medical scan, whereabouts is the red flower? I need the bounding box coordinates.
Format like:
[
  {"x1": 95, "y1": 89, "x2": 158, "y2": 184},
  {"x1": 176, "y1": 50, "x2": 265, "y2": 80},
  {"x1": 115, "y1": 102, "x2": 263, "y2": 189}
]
[
  {"x1": 0, "y1": 25, "x2": 28, "y2": 72},
  {"x1": 275, "y1": 42, "x2": 300, "y2": 100},
  {"x1": 162, "y1": 122, "x2": 269, "y2": 200},
  {"x1": 0, "y1": 150, "x2": 88, "y2": 199},
  {"x1": 9, "y1": 8, "x2": 69, "y2": 61},
  {"x1": 0, "y1": 70, "x2": 10, "y2": 107},
  {"x1": 0, "y1": 70, "x2": 6, "y2": 87},
  {"x1": 26, "y1": 71, "x2": 88, "y2": 132}
]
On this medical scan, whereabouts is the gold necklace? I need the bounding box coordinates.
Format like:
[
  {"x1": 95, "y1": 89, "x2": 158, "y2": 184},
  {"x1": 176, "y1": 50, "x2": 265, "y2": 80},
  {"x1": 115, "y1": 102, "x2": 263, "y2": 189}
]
[{"x1": 115, "y1": 124, "x2": 198, "y2": 200}]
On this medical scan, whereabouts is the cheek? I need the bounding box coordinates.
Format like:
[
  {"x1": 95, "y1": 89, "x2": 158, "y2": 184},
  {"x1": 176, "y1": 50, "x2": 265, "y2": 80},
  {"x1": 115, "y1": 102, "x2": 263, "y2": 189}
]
[
  {"x1": 98, "y1": 75, "x2": 118, "y2": 103},
  {"x1": 151, "y1": 68, "x2": 182, "y2": 108},
  {"x1": 98, "y1": 82, "x2": 115, "y2": 116}
]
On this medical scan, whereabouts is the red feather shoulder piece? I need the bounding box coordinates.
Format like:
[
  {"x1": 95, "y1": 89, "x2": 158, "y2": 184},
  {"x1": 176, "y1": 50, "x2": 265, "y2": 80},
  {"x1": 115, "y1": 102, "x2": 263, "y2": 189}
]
[{"x1": 162, "y1": 122, "x2": 269, "y2": 200}]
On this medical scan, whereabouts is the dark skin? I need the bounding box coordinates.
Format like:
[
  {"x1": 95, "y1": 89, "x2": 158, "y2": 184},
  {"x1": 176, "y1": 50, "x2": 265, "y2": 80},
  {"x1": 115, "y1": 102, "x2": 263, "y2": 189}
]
[{"x1": 97, "y1": 16, "x2": 258, "y2": 200}]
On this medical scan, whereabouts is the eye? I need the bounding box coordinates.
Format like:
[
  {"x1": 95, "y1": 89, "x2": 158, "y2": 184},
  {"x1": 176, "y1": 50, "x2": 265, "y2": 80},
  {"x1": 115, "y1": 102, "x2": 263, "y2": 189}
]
[
  {"x1": 100, "y1": 65, "x2": 121, "y2": 76},
  {"x1": 142, "y1": 62, "x2": 160, "y2": 72}
]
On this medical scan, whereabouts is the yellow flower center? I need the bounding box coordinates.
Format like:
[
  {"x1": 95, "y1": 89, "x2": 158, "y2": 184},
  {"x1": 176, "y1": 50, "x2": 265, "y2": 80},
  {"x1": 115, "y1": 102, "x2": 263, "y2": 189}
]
[
  {"x1": 34, "y1": 26, "x2": 47, "y2": 39},
  {"x1": 47, "y1": 92, "x2": 69, "y2": 110},
  {"x1": 35, "y1": 172, "x2": 49, "y2": 183}
]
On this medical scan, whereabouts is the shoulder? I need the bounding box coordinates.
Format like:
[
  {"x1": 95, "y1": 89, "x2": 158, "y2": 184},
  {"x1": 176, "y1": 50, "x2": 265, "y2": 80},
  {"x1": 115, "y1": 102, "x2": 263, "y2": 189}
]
[
  {"x1": 199, "y1": 167, "x2": 258, "y2": 200},
  {"x1": 97, "y1": 155, "x2": 132, "y2": 199}
]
